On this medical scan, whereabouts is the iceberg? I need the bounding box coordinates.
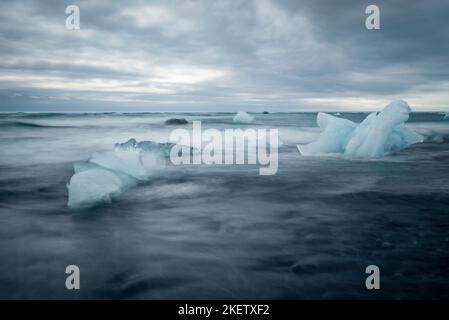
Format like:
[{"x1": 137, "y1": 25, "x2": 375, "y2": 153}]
[
  {"x1": 233, "y1": 111, "x2": 254, "y2": 124},
  {"x1": 67, "y1": 139, "x2": 174, "y2": 209},
  {"x1": 298, "y1": 112, "x2": 356, "y2": 155},
  {"x1": 443, "y1": 113, "x2": 449, "y2": 120},
  {"x1": 298, "y1": 100, "x2": 424, "y2": 158}
]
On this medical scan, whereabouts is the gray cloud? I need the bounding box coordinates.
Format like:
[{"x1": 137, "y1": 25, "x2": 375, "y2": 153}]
[{"x1": 0, "y1": 0, "x2": 448, "y2": 111}]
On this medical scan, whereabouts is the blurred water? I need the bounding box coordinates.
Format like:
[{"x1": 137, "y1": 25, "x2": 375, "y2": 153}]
[{"x1": 0, "y1": 111, "x2": 449, "y2": 299}]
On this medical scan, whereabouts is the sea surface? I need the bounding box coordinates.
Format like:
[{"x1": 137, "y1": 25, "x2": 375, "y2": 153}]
[{"x1": 0, "y1": 111, "x2": 449, "y2": 299}]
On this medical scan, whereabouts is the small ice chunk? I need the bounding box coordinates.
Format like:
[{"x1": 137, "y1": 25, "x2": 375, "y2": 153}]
[
  {"x1": 233, "y1": 111, "x2": 254, "y2": 124},
  {"x1": 67, "y1": 139, "x2": 169, "y2": 209},
  {"x1": 90, "y1": 149, "x2": 164, "y2": 181},
  {"x1": 67, "y1": 168, "x2": 134, "y2": 209}
]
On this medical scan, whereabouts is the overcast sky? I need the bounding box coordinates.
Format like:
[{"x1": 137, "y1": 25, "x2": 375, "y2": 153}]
[{"x1": 0, "y1": 0, "x2": 448, "y2": 112}]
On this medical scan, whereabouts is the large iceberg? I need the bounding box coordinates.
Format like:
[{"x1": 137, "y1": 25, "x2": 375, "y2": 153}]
[
  {"x1": 67, "y1": 138, "x2": 193, "y2": 209},
  {"x1": 298, "y1": 100, "x2": 424, "y2": 158},
  {"x1": 233, "y1": 111, "x2": 255, "y2": 124}
]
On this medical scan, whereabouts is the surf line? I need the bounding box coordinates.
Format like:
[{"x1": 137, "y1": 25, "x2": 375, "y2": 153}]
[{"x1": 169, "y1": 121, "x2": 279, "y2": 175}]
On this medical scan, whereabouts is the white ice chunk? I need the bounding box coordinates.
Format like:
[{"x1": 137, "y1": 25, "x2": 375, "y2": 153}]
[
  {"x1": 89, "y1": 149, "x2": 164, "y2": 181},
  {"x1": 67, "y1": 168, "x2": 135, "y2": 209},
  {"x1": 298, "y1": 112, "x2": 356, "y2": 156},
  {"x1": 233, "y1": 111, "x2": 254, "y2": 124},
  {"x1": 298, "y1": 100, "x2": 423, "y2": 158},
  {"x1": 67, "y1": 139, "x2": 167, "y2": 209}
]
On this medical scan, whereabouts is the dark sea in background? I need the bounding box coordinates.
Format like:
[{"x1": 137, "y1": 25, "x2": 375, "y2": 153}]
[{"x1": 0, "y1": 111, "x2": 449, "y2": 299}]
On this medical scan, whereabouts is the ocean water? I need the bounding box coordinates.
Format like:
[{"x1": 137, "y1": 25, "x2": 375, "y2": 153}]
[{"x1": 0, "y1": 111, "x2": 449, "y2": 299}]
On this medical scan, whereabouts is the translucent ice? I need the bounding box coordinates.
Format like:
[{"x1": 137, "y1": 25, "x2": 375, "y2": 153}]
[
  {"x1": 298, "y1": 112, "x2": 356, "y2": 155},
  {"x1": 67, "y1": 168, "x2": 135, "y2": 209},
  {"x1": 298, "y1": 100, "x2": 423, "y2": 158},
  {"x1": 233, "y1": 111, "x2": 254, "y2": 124},
  {"x1": 444, "y1": 113, "x2": 449, "y2": 120},
  {"x1": 67, "y1": 139, "x2": 168, "y2": 209}
]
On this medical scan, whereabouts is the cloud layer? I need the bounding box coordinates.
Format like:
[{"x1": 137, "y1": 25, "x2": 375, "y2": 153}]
[{"x1": 0, "y1": 0, "x2": 448, "y2": 111}]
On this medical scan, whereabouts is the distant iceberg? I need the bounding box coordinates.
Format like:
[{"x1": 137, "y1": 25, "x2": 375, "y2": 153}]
[
  {"x1": 298, "y1": 100, "x2": 424, "y2": 158},
  {"x1": 233, "y1": 111, "x2": 254, "y2": 124},
  {"x1": 67, "y1": 138, "x2": 193, "y2": 209}
]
